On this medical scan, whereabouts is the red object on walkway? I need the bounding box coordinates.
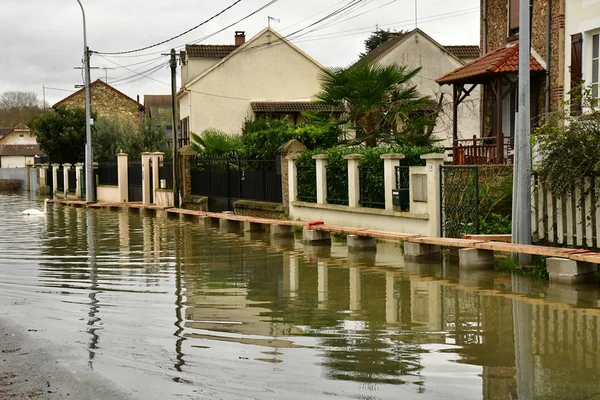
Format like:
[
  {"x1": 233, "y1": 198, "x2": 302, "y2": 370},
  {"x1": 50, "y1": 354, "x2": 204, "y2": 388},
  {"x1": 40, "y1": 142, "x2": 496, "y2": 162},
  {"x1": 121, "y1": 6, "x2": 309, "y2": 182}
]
[{"x1": 308, "y1": 221, "x2": 324, "y2": 226}]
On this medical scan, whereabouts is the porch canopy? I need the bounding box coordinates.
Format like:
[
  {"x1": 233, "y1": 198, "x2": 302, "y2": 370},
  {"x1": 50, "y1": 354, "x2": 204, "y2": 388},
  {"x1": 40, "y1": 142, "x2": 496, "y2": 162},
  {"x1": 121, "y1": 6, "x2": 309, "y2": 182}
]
[{"x1": 436, "y1": 44, "x2": 544, "y2": 164}]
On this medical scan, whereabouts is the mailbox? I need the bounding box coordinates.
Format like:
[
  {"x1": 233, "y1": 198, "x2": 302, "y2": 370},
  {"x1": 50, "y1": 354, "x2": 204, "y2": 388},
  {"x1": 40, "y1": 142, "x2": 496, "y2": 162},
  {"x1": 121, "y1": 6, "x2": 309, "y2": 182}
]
[{"x1": 392, "y1": 188, "x2": 409, "y2": 210}]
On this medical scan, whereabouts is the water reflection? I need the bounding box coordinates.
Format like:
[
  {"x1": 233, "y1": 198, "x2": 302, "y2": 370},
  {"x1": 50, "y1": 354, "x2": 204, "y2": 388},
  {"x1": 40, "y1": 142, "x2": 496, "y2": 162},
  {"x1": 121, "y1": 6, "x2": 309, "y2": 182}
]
[{"x1": 2, "y1": 197, "x2": 600, "y2": 398}]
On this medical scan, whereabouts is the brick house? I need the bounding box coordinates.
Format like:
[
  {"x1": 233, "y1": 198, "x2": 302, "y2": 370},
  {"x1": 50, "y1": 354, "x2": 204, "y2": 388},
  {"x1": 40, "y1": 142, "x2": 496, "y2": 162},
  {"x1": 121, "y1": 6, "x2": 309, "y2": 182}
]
[
  {"x1": 436, "y1": 0, "x2": 567, "y2": 165},
  {"x1": 0, "y1": 124, "x2": 45, "y2": 167},
  {"x1": 53, "y1": 79, "x2": 144, "y2": 129}
]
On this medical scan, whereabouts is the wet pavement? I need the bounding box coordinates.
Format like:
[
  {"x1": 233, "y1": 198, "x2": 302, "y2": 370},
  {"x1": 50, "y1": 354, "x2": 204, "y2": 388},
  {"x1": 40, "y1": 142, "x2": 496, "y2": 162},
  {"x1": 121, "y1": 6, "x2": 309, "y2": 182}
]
[{"x1": 1, "y1": 194, "x2": 600, "y2": 399}]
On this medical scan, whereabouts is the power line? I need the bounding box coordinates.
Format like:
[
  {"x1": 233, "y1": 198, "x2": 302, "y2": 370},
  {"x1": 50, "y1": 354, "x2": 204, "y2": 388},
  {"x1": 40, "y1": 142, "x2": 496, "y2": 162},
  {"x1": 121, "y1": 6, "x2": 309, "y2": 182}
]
[{"x1": 95, "y1": 0, "x2": 245, "y2": 55}]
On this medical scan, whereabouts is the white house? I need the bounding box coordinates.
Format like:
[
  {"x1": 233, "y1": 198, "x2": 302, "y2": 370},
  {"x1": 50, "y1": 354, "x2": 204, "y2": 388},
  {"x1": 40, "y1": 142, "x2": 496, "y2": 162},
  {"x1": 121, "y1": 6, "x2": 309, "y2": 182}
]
[
  {"x1": 178, "y1": 28, "x2": 329, "y2": 138},
  {"x1": 364, "y1": 28, "x2": 481, "y2": 148},
  {"x1": 564, "y1": 0, "x2": 600, "y2": 110},
  {"x1": 0, "y1": 124, "x2": 44, "y2": 168}
]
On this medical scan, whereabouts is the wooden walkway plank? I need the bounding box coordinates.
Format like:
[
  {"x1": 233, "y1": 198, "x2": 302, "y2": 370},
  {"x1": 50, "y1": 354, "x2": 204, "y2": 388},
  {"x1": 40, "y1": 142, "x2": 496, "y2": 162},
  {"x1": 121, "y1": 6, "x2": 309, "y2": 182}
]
[
  {"x1": 474, "y1": 242, "x2": 575, "y2": 258},
  {"x1": 408, "y1": 236, "x2": 484, "y2": 248},
  {"x1": 463, "y1": 234, "x2": 512, "y2": 242}
]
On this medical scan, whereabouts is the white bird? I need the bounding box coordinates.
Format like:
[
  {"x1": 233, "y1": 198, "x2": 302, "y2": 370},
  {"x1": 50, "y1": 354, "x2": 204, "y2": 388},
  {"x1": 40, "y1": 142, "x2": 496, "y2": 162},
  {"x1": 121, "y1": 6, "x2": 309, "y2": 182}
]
[{"x1": 23, "y1": 199, "x2": 49, "y2": 216}]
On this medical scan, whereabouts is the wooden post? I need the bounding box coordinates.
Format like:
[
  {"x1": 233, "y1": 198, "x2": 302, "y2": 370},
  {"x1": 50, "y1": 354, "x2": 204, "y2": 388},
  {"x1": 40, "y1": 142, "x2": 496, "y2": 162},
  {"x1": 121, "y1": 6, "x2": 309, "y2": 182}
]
[
  {"x1": 452, "y1": 84, "x2": 459, "y2": 164},
  {"x1": 495, "y1": 78, "x2": 504, "y2": 164}
]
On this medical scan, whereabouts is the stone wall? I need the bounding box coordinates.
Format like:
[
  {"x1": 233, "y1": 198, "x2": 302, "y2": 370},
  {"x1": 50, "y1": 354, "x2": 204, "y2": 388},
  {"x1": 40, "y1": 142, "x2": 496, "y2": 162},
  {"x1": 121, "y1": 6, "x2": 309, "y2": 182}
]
[
  {"x1": 57, "y1": 81, "x2": 143, "y2": 128},
  {"x1": 233, "y1": 199, "x2": 285, "y2": 219}
]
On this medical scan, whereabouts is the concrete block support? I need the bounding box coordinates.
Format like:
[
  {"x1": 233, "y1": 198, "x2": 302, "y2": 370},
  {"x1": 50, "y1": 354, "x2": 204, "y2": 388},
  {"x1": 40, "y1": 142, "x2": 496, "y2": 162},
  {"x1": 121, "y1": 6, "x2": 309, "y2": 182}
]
[
  {"x1": 74, "y1": 163, "x2": 83, "y2": 198},
  {"x1": 51, "y1": 163, "x2": 60, "y2": 195},
  {"x1": 303, "y1": 229, "x2": 331, "y2": 245},
  {"x1": 344, "y1": 154, "x2": 364, "y2": 208},
  {"x1": 420, "y1": 153, "x2": 445, "y2": 237},
  {"x1": 141, "y1": 152, "x2": 152, "y2": 205},
  {"x1": 270, "y1": 224, "x2": 295, "y2": 237},
  {"x1": 117, "y1": 153, "x2": 129, "y2": 202},
  {"x1": 219, "y1": 219, "x2": 241, "y2": 232},
  {"x1": 347, "y1": 235, "x2": 377, "y2": 252},
  {"x1": 244, "y1": 221, "x2": 266, "y2": 232},
  {"x1": 547, "y1": 258, "x2": 597, "y2": 284},
  {"x1": 62, "y1": 163, "x2": 71, "y2": 197},
  {"x1": 458, "y1": 248, "x2": 495, "y2": 269},
  {"x1": 381, "y1": 153, "x2": 405, "y2": 211},
  {"x1": 404, "y1": 242, "x2": 441, "y2": 260},
  {"x1": 313, "y1": 154, "x2": 328, "y2": 205}
]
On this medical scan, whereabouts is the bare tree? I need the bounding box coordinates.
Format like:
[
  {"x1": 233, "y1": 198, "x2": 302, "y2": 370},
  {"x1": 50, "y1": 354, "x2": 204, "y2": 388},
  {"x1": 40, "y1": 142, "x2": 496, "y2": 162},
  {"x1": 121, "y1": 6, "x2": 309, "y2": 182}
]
[{"x1": 0, "y1": 91, "x2": 44, "y2": 127}]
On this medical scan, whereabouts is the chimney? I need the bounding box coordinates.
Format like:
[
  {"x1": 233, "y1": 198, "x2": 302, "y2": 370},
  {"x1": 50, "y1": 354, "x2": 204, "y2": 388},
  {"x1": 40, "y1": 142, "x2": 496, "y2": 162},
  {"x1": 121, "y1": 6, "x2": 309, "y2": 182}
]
[{"x1": 235, "y1": 31, "x2": 246, "y2": 46}]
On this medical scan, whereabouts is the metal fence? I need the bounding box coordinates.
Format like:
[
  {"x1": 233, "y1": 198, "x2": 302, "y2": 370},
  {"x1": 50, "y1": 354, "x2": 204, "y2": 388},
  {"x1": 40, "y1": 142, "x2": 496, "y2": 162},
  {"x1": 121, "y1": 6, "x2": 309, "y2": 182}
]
[
  {"x1": 56, "y1": 167, "x2": 64, "y2": 191},
  {"x1": 97, "y1": 162, "x2": 118, "y2": 186},
  {"x1": 159, "y1": 159, "x2": 173, "y2": 190},
  {"x1": 296, "y1": 164, "x2": 317, "y2": 203},
  {"x1": 67, "y1": 167, "x2": 76, "y2": 193},
  {"x1": 395, "y1": 166, "x2": 410, "y2": 211},
  {"x1": 190, "y1": 157, "x2": 283, "y2": 207},
  {"x1": 326, "y1": 164, "x2": 348, "y2": 205},
  {"x1": 359, "y1": 165, "x2": 385, "y2": 209}
]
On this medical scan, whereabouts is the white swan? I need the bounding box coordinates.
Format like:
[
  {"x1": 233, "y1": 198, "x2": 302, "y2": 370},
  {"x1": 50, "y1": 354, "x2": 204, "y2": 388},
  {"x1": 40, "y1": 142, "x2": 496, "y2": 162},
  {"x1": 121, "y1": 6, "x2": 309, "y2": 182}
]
[{"x1": 23, "y1": 199, "x2": 49, "y2": 215}]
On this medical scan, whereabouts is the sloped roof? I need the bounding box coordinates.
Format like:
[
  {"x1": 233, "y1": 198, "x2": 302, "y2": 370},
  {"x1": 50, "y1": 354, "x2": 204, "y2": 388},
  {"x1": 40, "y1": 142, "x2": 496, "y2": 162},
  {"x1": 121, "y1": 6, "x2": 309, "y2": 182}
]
[
  {"x1": 251, "y1": 101, "x2": 345, "y2": 113},
  {"x1": 362, "y1": 32, "x2": 410, "y2": 61},
  {"x1": 0, "y1": 128, "x2": 13, "y2": 137},
  {"x1": 444, "y1": 45, "x2": 480, "y2": 59},
  {"x1": 53, "y1": 79, "x2": 143, "y2": 109},
  {"x1": 186, "y1": 44, "x2": 238, "y2": 58},
  {"x1": 144, "y1": 94, "x2": 171, "y2": 108},
  {"x1": 13, "y1": 123, "x2": 30, "y2": 130},
  {"x1": 0, "y1": 144, "x2": 44, "y2": 157},
  {"x1": 436, "y1": 44, "x2": 545, "y2": 85}
]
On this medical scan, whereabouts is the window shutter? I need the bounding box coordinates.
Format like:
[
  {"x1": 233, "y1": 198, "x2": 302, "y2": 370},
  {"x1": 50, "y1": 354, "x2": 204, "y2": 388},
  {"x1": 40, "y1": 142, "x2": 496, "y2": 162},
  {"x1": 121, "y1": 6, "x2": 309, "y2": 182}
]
[
  {"x1": 509, "y1": 0, "x2": 520, "y2": 33},
  {"x1": 570, "y1": 33, "x2": 583, "y2": 115}
]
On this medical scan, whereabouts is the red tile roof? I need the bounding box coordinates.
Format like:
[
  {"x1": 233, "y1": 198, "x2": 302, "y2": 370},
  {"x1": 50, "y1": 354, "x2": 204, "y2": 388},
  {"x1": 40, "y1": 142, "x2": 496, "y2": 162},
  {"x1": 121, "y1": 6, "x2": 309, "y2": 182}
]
[
  {"x1": 186, "y1": 44, "x2": 239, "y2": 58},
  {"x1": 436, "y1": 44, "x2": 545, "y2": 85},
  {"x1": 0, "y1": 144, "x2": 44, "y2": 157},
  {"x1": 251, "y1": 101, "x2": 345, "y2": 113},
  {"x1": 444, "y1": 45, "x2": 480, "y2": 60}
]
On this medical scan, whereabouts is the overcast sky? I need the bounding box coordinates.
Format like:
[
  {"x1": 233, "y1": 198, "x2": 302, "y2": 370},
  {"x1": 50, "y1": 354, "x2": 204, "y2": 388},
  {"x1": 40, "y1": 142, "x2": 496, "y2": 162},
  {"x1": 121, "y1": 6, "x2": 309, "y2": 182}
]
[{"x1": 0, "y1": 0, "x2": 479, "y2": 106}]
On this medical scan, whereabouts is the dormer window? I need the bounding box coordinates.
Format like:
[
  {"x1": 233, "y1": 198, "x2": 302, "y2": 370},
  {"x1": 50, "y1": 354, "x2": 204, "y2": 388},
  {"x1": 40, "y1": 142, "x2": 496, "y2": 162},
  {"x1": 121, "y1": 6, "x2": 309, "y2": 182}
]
[{"x1": 509, "y1": 0, "x2": 519, "y2": 36}]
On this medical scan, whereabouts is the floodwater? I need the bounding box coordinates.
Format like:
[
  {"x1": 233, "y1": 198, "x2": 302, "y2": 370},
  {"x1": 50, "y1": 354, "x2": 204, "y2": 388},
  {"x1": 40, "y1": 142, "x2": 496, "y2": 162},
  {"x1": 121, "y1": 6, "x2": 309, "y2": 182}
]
[{"x1": 2, "y1": 194, "x2": 600, "y2": 399}]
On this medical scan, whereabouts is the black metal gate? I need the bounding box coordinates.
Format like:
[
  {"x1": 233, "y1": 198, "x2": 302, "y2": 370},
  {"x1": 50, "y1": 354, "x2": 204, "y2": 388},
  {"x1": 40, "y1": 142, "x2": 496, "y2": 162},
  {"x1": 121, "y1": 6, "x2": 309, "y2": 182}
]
[
  {"x1": 46, "y1": 166, "x2": 53, "y2": 192},
  {"x1": 440, "y1": 166, "x2": 479, "y2": 238},
  {"x1": 128, "y1": 161, "x2": 142, "y2": 202},
  {"x1": 149, "y1": 159, "x2": 154, "y2": 204}
]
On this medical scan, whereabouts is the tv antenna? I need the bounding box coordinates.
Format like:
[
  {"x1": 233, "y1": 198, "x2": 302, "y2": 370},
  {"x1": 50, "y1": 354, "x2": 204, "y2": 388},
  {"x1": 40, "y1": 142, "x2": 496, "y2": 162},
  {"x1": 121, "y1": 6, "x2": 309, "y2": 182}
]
[{"x1": 268, "y1": 16, "x2": 280, "y2": 28}]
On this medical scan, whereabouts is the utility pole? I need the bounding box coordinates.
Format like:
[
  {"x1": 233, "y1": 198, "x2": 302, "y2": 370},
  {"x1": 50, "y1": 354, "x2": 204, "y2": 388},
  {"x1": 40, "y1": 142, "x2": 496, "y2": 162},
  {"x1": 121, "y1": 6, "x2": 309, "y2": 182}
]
[
  {"x1": 170, "y1": 49, "x2": 180, "y2": 208},
  {"x1": 42, "y1": 85, "x2": 46, "y2": 110},
  {"x1": 512, "y1": 0, "x2": 532, "y2": 264}
]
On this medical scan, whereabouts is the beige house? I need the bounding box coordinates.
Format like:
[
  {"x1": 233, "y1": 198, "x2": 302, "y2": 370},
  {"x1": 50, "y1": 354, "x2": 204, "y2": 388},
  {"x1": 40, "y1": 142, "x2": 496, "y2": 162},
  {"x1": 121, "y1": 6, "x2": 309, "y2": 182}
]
[
  {"x1": 0, "y1": 124, "x2": 44, "y2": 168},
  {"x1": 178, "y1": 28, "x2": 327, "y2": 137},
  {"x1": 364, "y1": 28, "x2": 481, "y2": 148}
]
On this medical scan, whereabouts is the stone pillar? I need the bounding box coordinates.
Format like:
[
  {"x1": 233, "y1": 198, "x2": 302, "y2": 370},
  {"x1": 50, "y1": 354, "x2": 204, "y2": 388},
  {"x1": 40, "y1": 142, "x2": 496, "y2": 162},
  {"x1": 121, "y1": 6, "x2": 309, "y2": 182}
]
[
  {"x1": 270, "y1": 224, "x2": 295, "y2": 238},
  {"x1": 141, "y1": 152, "x2": 152, "y2": 205},
  {"x1": 74, "y1": 162, "x2": 83, "y2": 198},
  {"x1": 151, "y1": 152, "x2": 164, "y2": 204},
  {"x1": 347, "y1": 235, "x2": 377, "y2": 252},
  {"x1": 547, "y1": 258, "x2": 597, "y2": 284},
  {"x1": 458, "y1": 248, "x2": 495, "y2": 269},
  {"x1": 420, "y1": 153, "x2": 445, "y2": 237},
  {"x1": 51, "y1": 163, "x2": 59, "y2": 195},
  {"x1": 39, "y1": 164, "x2": 48, "y2": 187},
  {"x1": 303, "y1": 229, "x2": 331, "y2": 245},
  {"x1": 344, "y1": 154, "x2": 364, "y2": 208},
  {"x1": 381, "y1": 153, "x2": 405, "y2": 211},
  {"x1": 178, "y1": 146, "x2": 196, "y2": 203},
  {"x1": 277, "y1": 139, "x2": 307, "y2": 215},
  {"x1": 117, "y1": 153, "x2": 129, "y2": 203},
  {"x1": 404, "y1": 242, "x2": 441, "y2": 260},
  {"x1": 287, "y1": 153, "x2": 300, "y2": 206},
  {"x1": 62, "y1": 163, "x2": 71, "y2": 197},
  {"x1": 313, "y1": 154, "x2": 328, "y2": 204}
]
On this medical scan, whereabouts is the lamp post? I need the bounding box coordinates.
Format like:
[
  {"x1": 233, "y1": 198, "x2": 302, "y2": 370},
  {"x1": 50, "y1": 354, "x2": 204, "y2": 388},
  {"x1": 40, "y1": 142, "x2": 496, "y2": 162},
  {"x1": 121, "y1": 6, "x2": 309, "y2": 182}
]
[{"x1": 76, "y1": 0, "x2": 93, "y2": 202}]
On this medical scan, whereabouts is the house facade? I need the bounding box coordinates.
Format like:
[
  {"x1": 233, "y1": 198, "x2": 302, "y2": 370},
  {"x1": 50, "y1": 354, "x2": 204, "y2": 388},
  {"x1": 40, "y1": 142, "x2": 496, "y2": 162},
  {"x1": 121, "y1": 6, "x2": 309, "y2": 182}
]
[
  {"x1": 0, "y1": 124, "x2": 44, "y2": 168},
  {"x1": 144, "y1": 94, "x2": 175, "y2": 146},
  {"x1": 564, "y1": 1, "x2": 600, "y2": 111},
  {"x1": 53, "y1": 80, "x2": 144, "y2": 128},
  {"x1": 364, "y1": 28, "x2": 481, "y2": 148},
  {"x1": 178, "y1": 29, "x2": 327, "y2": 137}
]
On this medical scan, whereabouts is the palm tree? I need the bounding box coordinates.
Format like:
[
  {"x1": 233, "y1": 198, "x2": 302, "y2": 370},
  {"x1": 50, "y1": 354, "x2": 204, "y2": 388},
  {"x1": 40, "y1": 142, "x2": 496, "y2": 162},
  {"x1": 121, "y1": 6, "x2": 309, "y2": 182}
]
[
  {"x1": 190, "y1": 128, "x2": 242, "y2": 158},
  {"x1": 314, "y1": 60, "x2": 432, "y2": 147}
]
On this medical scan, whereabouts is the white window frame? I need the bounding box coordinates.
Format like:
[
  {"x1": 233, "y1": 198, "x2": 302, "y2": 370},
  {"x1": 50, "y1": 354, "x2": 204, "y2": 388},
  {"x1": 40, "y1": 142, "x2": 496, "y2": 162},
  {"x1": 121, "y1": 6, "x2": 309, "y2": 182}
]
[{"x1": 583, "y1": 28, "x2": 600, "y2": 102}]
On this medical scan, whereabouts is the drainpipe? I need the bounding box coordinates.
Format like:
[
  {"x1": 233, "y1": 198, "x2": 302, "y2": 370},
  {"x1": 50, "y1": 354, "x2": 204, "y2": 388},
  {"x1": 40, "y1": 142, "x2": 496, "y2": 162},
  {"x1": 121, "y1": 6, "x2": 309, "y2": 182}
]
[
  {"x1": 482, "y1": 0, "x2": 488, "y2": 55},
  {"x1": 481, "y1": 0, "x2": 488, "y2": 137},
  {"x1": 545, "y1": 0, "x2": 552, "y2": 123}
]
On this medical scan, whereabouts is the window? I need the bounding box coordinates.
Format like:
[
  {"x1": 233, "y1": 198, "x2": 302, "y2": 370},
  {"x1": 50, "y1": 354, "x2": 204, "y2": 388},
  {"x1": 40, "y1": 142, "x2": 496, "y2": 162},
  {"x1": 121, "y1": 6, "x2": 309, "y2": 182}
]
[
  {"x1": 19, "y1": 134, "x2": 23, "y2": 138},
  {"x1": 593, "y1": 33, "x2": 599, "y2": 99},
  {"x1": 508, "y1": 0, "x2": 519, "y2": 36}
]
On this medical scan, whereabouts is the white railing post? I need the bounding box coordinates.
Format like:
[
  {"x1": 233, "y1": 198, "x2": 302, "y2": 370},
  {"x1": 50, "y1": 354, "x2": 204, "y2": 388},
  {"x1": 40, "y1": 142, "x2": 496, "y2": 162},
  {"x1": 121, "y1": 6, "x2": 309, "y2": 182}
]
[
  {"x1": 117, "y1": 153, "x2": 129, "y2": 203},
  {"x1": 62, "y1": 163, "x2": 71, "y2": 197},
  {"x1": 381, "y1": 153, "x2": 405, "y2": 211},
  {"x1": 74, "y1": 162, "x2": 83, "y2": 198},
  {"x1": 313, "y1": 154, "x2": 328, "y2": 205},
  {"x1": 51, "y1": 163, "x2": 59, "y2": 196},
  {"x1": 344, "y1": 154, "x2": 364, "y2": 208},
  {"x1": 420, "y1": 153, "x2": 445, "y2": 237}
]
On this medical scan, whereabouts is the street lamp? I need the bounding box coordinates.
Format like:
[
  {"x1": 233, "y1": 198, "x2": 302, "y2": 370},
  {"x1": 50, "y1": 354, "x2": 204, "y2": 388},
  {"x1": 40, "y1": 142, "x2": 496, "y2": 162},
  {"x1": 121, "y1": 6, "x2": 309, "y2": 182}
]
[{"x1": 76, "y1": 0, "x2": 93, "y2": 202}]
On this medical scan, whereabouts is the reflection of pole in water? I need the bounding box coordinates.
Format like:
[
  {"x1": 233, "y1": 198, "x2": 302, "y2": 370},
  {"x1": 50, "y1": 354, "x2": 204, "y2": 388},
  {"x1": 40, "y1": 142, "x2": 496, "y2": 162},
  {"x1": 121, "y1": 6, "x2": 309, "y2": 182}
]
[
  {"x1": 289, "y1": 254, "x2": 299, "y2": 298},
  {"x1": 173, "y1": 224, "x2": 185, "y2": 373},
  {"x1": 512, "y1": 274, "x2": 534, "y2": 399},
  {"x1": 118, "y1": 210, "x2": 129, "y2": 260},
  {"x1": 385, "y1": 272, "x2": 397, "y2": 324},
  {"x1": 86, "y1": 209, "x2": 100, "y2": 369}
]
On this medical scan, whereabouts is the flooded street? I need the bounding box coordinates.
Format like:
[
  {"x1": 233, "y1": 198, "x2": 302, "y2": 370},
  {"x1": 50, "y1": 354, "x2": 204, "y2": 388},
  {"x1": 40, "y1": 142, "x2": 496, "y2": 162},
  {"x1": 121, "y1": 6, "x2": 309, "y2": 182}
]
[{"x1": 2, "y1": 194, "x2": 600, "y2": 399}]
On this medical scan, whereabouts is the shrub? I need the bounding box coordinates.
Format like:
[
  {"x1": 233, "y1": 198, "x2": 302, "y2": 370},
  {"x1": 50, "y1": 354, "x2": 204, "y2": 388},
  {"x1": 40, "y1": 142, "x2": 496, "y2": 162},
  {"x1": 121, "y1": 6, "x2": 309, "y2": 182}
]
[{"x1": 0, "y1": 179, "x2": 23, "y2": 192}]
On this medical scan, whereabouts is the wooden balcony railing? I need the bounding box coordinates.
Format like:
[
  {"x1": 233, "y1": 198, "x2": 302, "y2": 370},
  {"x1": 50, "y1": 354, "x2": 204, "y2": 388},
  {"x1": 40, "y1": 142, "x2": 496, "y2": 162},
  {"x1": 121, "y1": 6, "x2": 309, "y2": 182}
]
[{"x1": 448, "y1": 136, "x2": 513, "y2": 165}]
